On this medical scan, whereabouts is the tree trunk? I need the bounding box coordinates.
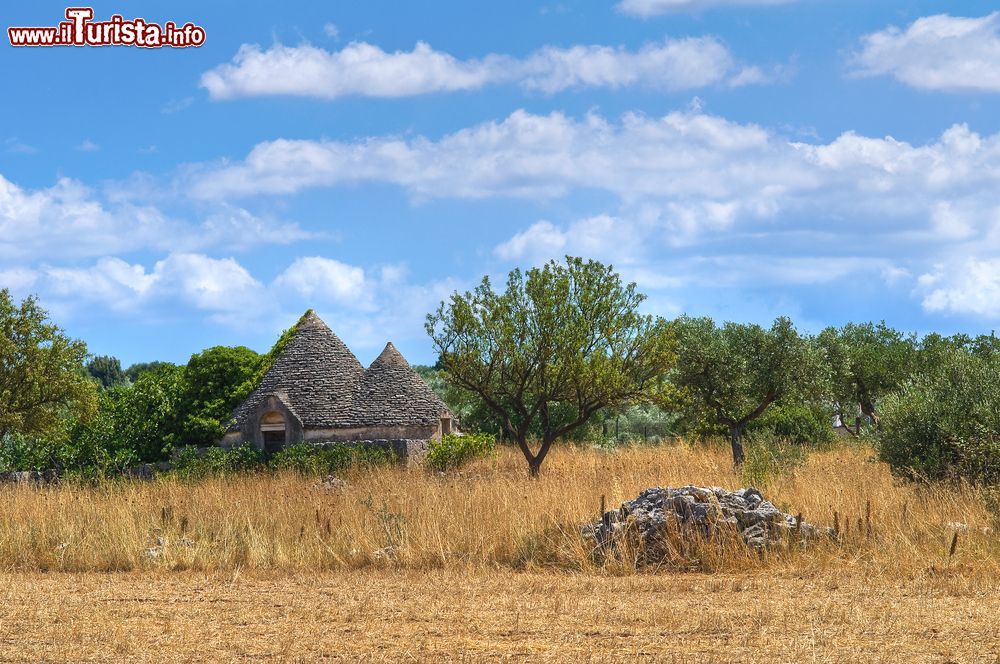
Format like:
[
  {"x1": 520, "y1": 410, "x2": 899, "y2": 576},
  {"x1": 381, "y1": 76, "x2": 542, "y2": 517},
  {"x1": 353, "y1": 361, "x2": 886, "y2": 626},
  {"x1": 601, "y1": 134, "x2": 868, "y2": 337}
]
[
  {"x1": 516, "y1": 436, "x2": 556, "y2": 478},
  {"x1": 861, "y1": 402, "x2": 879, "y2": 430},
  {"x1": 528, "y1": 458, "x2": 542, "y2": 477},
  {"x1": 730, "y1": 424, "x2": 745, "y2": 467}
]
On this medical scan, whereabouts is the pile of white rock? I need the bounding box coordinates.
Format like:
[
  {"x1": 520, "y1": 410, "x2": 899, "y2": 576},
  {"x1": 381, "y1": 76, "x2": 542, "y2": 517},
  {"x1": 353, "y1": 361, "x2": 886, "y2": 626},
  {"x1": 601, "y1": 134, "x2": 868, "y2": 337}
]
[{"x1": 584, "y1": 485, "x2": 830, "y2": 556}]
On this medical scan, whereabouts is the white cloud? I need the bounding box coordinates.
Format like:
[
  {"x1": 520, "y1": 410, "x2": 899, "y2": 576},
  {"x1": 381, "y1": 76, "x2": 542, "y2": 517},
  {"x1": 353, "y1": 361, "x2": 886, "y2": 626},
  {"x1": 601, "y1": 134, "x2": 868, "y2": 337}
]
[
  {"x1": 201, "y1": 42, "x2": 502, "y2": 100},
  {"x1": 161, "y1": 97, "x2": 193, "y2": 114},
  {"x1": 494, "y1": 221, "x2": 568, "y2": 261},
  {"x1": 0, "y1": 267, "x2": 38, "y2": 294},
  {"x1": 76, "y1": 139, "x2": 100, "y2": 152},
  {"x1": 685, "y1": 256, "x2": 898, "y2": 287},
  {"x1": 188, "y1": 109, "x2": 787, "y2": 204},
  {"x1": 617, "y1": 0, "x2": 795, "y2": 17},
  {"x1": 153, "y1": 254, "x2": 264, "y2": 314},
  {"x1": 518, "y1": 37, "x2": 745, "y2": 92},
  {"x1": 323, "y1": 23, "x2": 339, "y2": 39},
  {"x1": 190, "y1": 110, "x2": 1000, "y2": 248},
  {"x1": 853, "y1": 13, "x2": 1000, "y2": 92},
  {"x1": 0, "y1": 173, "x2": 312, "y2": 261},
  {"x1": 881, "y1": 265, "x2": 912, "y2": 285},
  {"x1": 20, "y1": 252, "x2": 460, "y2": 350},
  {"x1": 273, "y1": 256, "x2": 369, "y2": 308},
  {"x1": 40, "y1": 254, "x2": 263, "y2": 319},
  {"x1": 45, "y1": 257, "x2": 157, "y2": 312},
  {"x1": 5, "y1": 138, "x2": 37, "y2": 154},
  {"x1": 201, "y1": 37, "x2": 767, "y2": 100},
  {"x1": 180, "y1": 108, "x2": 1000, "y2": 319},
  {"x1": 919, "y1": 259, "x2": 1000, "y2": 316},
  {"x1": 495, "y1": 215, "x2": 646, "y2": 263}
]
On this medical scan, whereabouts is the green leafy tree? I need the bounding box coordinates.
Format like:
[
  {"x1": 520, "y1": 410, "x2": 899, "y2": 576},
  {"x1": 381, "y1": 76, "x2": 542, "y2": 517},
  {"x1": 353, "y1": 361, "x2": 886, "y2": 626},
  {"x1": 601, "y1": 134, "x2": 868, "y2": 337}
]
[
  {"x1": 0, "y1": 289, "x2": 97, "y2": 442},
  {"x1": 427, "y1": 256, "x2": 675, "y2": 476},
  {"x1": 817, "y1": 322, "x2": 916, "y2": 433},
  {"x1": 70, "y1": 364, "x2": 185, "y2": 468},
  {"x1": 86, "y1": 355, "x2": 128, "y2": 389},
  {"x1": 70, "y1": 346, "x2": 260, "y2": 468},
  {"x1": 169, "y1": 345, "x2": 261, "y2": 447},
  {"x1": 124, "y1": 361, "x2": 176, "y2": 383},
  {"x1": 670, "y1": 316, "x2": 828, "y2": 465},
  {"x1": 874, "y1": 349, "x2": 1000, "y2": 484}
]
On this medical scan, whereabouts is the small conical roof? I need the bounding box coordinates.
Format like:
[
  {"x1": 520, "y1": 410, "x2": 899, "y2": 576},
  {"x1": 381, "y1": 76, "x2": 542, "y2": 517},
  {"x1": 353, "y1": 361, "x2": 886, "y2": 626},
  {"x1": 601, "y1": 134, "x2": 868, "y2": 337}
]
[
  {"x1": 350, "y1": 342, "x2": 451, "y2": 427},
  {"x1": 231, "y1": 311, "x2": 364, "y2": 430}
]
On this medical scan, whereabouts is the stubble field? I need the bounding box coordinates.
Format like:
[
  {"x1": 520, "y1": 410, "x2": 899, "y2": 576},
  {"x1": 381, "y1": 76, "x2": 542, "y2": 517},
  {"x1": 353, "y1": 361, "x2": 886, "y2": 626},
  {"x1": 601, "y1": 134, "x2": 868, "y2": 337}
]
[{"x1": 1, "y1": 443, "x2": 999, "y2": 662}]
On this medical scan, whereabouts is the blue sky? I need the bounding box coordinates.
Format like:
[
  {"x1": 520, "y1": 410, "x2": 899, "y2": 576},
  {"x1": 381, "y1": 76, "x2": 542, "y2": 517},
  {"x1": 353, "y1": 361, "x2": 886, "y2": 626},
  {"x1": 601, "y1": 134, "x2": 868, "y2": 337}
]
[{"x1": 3, "y1": 1, "x2": 1000, "y2": 367}]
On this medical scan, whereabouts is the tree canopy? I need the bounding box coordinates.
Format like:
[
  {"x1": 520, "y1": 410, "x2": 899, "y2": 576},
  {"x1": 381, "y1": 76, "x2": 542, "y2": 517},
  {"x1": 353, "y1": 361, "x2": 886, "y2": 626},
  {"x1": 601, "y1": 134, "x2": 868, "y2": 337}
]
[
  {"x1": 427, "y1": 256, "x2": 675, "y2": 475},
  {"x1": 86, "y1": 355, "x2": 128, "y2": 389},
  {"x1": 0, "y1": 289, "x2": 97, "y2": 442},
  {"x1": 669, "y1": 316, "x2": 828, "y2": 465},
  {"x1": 817, "y1": 322, "x2": 915, "y2": 433},
  {"x1": 124, "y1": 361, "x2": 176, "y2": 383},
  {"x1": 170, "y1": 345, "x2": 261, "y2": 448}
]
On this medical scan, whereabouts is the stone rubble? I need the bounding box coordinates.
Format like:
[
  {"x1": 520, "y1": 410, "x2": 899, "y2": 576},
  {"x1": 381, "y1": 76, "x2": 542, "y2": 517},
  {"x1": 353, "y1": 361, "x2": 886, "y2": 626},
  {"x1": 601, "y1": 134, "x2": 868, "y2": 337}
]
[
  {"x1": 584, "y1": 485, "x2": 831, "y2": 556},
  {"x1": 317, "y1": 475, "x2": 349, "y2": 491}
]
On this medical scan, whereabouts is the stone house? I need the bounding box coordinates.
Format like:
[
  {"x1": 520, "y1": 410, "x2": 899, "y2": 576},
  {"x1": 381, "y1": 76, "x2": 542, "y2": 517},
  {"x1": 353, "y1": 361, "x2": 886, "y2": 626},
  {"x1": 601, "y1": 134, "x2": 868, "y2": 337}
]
[{"x1": 221, "y1": 311, "x2": 455, "y2": 456}]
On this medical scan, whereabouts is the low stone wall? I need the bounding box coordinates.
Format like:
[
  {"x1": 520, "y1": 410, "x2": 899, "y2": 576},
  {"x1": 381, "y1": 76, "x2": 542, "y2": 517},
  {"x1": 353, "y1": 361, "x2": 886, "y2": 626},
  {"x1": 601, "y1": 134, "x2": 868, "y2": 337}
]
[
  {"x1": 0, "y1": 470, "x2": 59, "y2": 485},
  {"x1": 311, "y1": 438, "x2": 430, "y2": 463}
]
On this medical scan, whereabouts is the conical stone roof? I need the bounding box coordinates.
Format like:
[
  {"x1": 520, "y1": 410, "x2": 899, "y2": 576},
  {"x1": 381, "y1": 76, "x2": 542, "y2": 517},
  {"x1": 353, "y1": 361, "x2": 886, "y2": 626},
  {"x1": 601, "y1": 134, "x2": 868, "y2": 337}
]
[
  {"x1": 351, "y1": 342, "x2": 451, "y2": 427},
  {"x1": 231, "y1": 311, "x2": 364, "y2": 430}
]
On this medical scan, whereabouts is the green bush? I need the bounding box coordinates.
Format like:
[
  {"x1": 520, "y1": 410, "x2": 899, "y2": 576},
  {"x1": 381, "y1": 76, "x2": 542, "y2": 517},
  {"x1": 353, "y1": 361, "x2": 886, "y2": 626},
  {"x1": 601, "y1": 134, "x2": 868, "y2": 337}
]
[
  {"x1": 873, "y1": 351, "x2": 1000, "y2": 484},
  {"x1": 748, "y1": 401, "x2": 835, "y2": 445},
  {"x1": 740, "y1": 439, "x2": 807, "y2": 488},
  {"x1": 425, "y1": 433, "x2": 496, "y2": 472},
  {"x1": 170, "y1": 443, "x2": 266, "y2": 479},
  {"x1": 270, "y1": 442, "x2": 394, "y2": 475}
]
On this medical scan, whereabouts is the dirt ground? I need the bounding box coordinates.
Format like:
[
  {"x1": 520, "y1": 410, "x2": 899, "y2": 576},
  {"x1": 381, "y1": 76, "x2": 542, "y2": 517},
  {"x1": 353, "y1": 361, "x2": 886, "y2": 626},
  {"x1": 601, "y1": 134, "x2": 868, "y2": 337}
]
[{"x1": 1, "y1": 570, "x2": 998, "y2": 663}]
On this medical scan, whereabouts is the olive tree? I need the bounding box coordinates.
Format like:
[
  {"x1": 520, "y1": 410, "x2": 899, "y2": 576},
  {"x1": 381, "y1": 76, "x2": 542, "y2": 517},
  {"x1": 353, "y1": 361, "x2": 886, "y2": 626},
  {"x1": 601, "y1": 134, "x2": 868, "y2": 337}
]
[
  {"x1": 0, "y1": 289, "x2": 97, "y2": 441},
  {"x1": 427, "y1": 257, "x2": 675, "y2": 476},
  {"x1": 86, "y1": 355, "x2": 128, "y2": 389},
  {"x1": 671, "y1": 316, "x2": 828, "y2": 465},
  {"x1": 817, "y1": 322, "x2": 915, "y2": 434}
]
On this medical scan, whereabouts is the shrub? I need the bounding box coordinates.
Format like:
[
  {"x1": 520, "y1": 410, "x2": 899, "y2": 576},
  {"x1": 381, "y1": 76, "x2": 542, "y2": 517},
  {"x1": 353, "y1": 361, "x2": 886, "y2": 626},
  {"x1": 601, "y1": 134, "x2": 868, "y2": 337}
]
[
  {"x1": 171, "y1": 444, "x2": 265, "y2": 479},
  {"x1": 270, "y1": 442, "x2": 394, "y2": 475},
  {"x1": 740, "y1": 439, "x2": 807, "y2": 488},
  {"x1": 748, "y1": 401, "x2": 835, "y2": 446},
  {"x1": 425, "y1": 433, "x2": 496, "y2": 472},
  {"x1": 873, "y1": 351, "x2": 1000, "y2": 484}
]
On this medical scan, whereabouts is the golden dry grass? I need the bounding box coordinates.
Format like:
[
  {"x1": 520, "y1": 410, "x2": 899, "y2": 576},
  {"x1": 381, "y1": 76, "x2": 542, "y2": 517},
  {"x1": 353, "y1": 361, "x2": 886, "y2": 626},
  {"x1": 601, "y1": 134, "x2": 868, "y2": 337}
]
[
  {"x1": 1, "y1": 442, "x2": 997, "y2": 577},
  {"x1": 2, "y1": 569, "x2": 999, "y2": 662},
  {"x1": 2, "y1": 442, "x2": 1000, "y2": 661}
]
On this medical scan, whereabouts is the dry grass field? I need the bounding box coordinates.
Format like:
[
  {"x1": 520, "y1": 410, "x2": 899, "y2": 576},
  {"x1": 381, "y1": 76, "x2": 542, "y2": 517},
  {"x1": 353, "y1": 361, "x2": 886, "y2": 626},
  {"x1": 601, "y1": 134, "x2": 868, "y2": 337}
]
[
  {"x1": 2, "y1": 442, "x2": 1000, "y2": 661},
  {"x1": 3, "y1": 568, "x2": 999, "y2": 662}
]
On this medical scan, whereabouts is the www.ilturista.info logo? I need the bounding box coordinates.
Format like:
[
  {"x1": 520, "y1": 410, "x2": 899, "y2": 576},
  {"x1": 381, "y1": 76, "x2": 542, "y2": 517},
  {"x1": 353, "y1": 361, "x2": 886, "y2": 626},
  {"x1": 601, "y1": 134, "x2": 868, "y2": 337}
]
[{"x1": 8, "y1": 8, "x2": 206, "y2": 48}]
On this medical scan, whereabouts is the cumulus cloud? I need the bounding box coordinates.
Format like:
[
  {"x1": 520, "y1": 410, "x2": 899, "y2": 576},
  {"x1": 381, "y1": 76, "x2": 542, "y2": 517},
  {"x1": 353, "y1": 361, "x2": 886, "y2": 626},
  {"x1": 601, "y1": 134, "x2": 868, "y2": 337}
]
[
  {"x1": 617, "y1": 0, "x2": 796, "y2": 17},
  {"x1": 187, "y1": 109, "x2": 1000, "y2": 253},
  {"x1": 17, "y1": 253, "x2": 460, "y2": 352},
  {"x1": 201, "y1": 37, "x2": 768, "y2": 100},
  {"x1": 201, "y1": 42, "x2": 500, "y2": 100},
  {"x1": 40, "y1": 254, "x2": 263, "y2": 320},
  {"x1": 853, "y1": 13, "x2": 1000, "y2": 92},
  {"x1": 188, "y1": 109, "x2": 788, "y2": 204},
  {"x1": 495, "y1": 215, "x2": 648, "y2": 263},
  {"x1": 919, "y1": 259, "x2": 1000, "y2": 317},
  {"x1": 273, "y1": 256, "x2": 370, "y2": 309},
  {"x1": 269, "y1": 257, "x2": 464, "y2": 349},
  {"x1": 518, "y1": 38, "x2": 746, "y2": 92},
  {"x1": 0, "y1": 173, "x2": 312, "y2": 261}
]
